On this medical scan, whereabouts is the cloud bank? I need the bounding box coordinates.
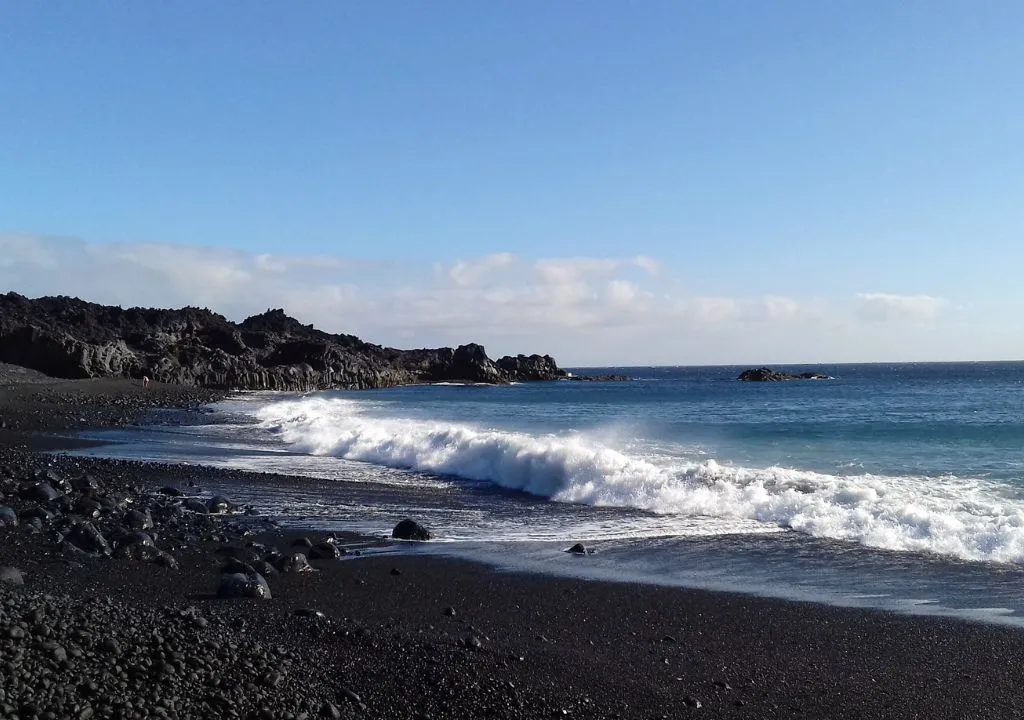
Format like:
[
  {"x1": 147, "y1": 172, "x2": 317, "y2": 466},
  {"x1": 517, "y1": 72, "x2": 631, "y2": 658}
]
[{"x1": 0, "y1": 233, "x2": 959, "y2": 365}]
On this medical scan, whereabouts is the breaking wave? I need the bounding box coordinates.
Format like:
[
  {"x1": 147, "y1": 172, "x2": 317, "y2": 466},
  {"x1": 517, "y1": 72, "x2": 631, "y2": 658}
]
[{"x1": 254, "y1": 396, "x2": 1024, "y2": 563}]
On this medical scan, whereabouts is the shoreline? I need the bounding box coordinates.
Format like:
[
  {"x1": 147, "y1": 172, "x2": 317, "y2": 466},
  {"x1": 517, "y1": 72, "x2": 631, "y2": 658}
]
[{"x1": 3, "y1": 378, "x2": 1024, "y2": 717}]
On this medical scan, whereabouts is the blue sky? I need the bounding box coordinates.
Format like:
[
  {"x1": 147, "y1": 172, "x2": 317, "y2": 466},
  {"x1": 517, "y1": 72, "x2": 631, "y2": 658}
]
[{"x1": 2, "y1": 1, "x2": 1022, "y2": 365}]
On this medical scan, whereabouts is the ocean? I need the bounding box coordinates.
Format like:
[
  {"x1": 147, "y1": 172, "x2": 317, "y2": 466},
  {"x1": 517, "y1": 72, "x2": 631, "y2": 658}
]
[{"x1": 71, "y1": 362, "x2": 1024, "y2": 625}]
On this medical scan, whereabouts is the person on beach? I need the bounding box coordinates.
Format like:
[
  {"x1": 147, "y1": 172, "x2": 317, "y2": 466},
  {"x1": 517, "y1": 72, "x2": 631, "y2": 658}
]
[{"x1": 142, "y1": 375, "x2": 150, "y2": 389}]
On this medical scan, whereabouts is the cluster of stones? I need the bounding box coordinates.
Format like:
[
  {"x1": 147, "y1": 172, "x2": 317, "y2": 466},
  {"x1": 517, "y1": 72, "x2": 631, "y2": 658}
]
[{"x1": 0, "y1": 588, "x2": 352, "y2": 719}]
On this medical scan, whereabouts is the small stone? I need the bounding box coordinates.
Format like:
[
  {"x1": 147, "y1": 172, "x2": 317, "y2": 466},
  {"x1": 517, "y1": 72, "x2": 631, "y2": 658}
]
[
  {"x1": 566, "y1": 543, "x2": 588, "y2": 555},
  {"x1": 684, "y1": 696, "x2": 702, "y2": 709},
  {"x1": 390, "y1": 567, "x2": 402, "y2": 576},
  {"x1": 443, "y1": 606, "x2": 456, "y2": 617}
]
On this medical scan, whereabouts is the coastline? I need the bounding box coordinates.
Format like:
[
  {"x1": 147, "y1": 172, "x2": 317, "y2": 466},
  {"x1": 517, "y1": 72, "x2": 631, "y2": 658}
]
[{"x1": 3, "y1": 378, "x2": 1024, "y2": 717}]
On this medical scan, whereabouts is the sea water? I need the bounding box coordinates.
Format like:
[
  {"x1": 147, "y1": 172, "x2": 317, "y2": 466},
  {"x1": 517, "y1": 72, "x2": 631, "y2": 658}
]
[{"x1": 72, "y1": 362, "x2": 1024, "y2": 625}]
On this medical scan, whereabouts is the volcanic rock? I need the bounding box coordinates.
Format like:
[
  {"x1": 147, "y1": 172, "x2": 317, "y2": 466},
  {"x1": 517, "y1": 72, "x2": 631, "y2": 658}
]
[{"x1": 392, "y1": 518, "x2": 433, "y2": 541}]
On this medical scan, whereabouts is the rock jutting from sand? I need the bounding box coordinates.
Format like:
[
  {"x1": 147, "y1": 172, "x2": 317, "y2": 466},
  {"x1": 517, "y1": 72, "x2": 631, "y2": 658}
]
[{"x1": 392, "y1": 518, "x2": 433, "y2": 541}]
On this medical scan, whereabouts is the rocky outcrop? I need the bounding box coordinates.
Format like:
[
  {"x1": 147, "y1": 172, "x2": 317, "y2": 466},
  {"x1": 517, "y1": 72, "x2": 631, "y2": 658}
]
[
  {"x1": 738, "y1": 367, "x2": 830, "y2": 382},
  {"x1": 0, "y1": 293, "x2": 577, "y2": 391}
]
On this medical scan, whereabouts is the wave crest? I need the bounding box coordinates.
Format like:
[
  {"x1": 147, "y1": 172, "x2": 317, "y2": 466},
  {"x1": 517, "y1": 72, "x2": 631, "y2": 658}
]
[{"x1": 255, "y1": 397, "x2": 1024, "y2": 563}]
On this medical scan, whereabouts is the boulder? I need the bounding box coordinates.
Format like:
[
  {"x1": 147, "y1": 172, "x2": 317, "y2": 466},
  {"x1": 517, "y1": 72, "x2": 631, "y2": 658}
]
[
  {"x1": 392, "y1": 518, "x2": 433, "y2": 541},
  {"x1": 0, "y1": 506, "x2": 17, "y2": 527},
  {"x1": 207, "y1": 496, "x2": 233, "y2": 514},
  {"x1": 19, "y1": 481, "x2": 60, "y2": 504},
  {"x1": 274, "y1": 552, "x2": 314, "y2": 574},
  {"x1": 122, "y1": 508, "x2": 154, "y2": 530},
  {"x1": 65, "y1": 521, "x2": 111, "y2": 556},
  {"x1": 309, "y1": 541, "x2": 344, "y2": 560},
  {"x1": 216, "y1": 572, "x2": 272, "y2": 600},
  {"x1": 566, "y1": 543, "x2": 589, "y2": 555}
]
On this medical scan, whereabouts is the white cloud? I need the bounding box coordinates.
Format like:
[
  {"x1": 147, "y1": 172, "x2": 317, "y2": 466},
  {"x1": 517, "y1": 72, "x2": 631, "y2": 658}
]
[
  {"x1": 448, "y1": 253, "x2": 516, "y2": 286},
  {"x1": 534, "y1": 257, "x2": 619, "y2": 285},
  {"x1": 856, "y1": 293, "x2": 946, "y2": 322},
  {"x1": 0, "y1": 232, "x2": 973, "y2": 364},
  {"x1": 633, "y1": 255, "x2": 661, "y2": 276}
]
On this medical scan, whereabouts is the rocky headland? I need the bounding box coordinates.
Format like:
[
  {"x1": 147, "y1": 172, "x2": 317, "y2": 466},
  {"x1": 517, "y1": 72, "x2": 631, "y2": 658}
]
[{"x1": 0, "y1": 292, "x2": 595, "y2": 391}]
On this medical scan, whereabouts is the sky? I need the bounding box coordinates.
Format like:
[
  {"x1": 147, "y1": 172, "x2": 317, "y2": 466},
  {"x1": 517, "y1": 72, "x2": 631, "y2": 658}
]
[{"x1": 2, "y1": 1, "x2": 1023, "y2": 366}]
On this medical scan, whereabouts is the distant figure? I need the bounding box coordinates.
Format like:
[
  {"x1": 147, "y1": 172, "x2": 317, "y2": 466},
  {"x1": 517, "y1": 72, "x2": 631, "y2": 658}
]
[{"x1": 142, "y1": 375, "x2": 150, "y2": 389}]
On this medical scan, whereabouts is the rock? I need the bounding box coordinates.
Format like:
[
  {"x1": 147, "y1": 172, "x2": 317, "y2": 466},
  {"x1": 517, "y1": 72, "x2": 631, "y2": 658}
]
[
  {"x1": 157, "y1": 486, "x2": 185, "y2": 497},
  {"x1": 320, "y1": 702, "x2": 342, "y2": 719},
  {"x1": 309, "y1": 541, "x2": 343, "y2": 560},
  {"x1": 122, "y1": 508, "x2": 153, "y2": 530},
  {"x1": 216, "y1": 572, "x2": 272, "y2": 600},
  {"x1": 0, "y1": 292, "x2": 576, "y2": 391},
  {"x1": 392, "y1": 518, "x2": 433, "y2": 541},
  {"x1": 251, "y1": 560, "x2": 279, "y2": 577},
  {"x1": 65, "y1": 521, "x2": 111, "y2": 556},
  {"x1": 444, "y1": 606, "x2": 456, "y2": 617},
  {"x1": 738, "y1": 367, "x2": 830, "y2": 382},
  {"x1": 221, "y1": 558, "x2": 258, "y2": 575},
  {"x1": 291, "y1": 536, "x2": 314, "y2": 549},
  {"x1": 19, "y1": 481, "x2": 60, "y2": 503},
  {"x1": 274, "y1": 552, "x2": 314, "y2": 574},
  {"x1": 0, "y1": 566, "x2": 24, "y2": 585},
  {"x1": 0, "y1": 506, "x2": 17, "y2": 527},
  {"x1": 110, "y1": 531, "x2": 154, "y2": 550},
  {"x1": 70, "y1": 474, "x2": 100, "y2": 492},
  {"x1": 207, "y1": 495, "x2": 233, "y2": 514},
  {"x1": 294, "y1": 608, "x2": 327, "y2": 620},
  {"x1": 73, "y1": 497, "x2": 102, "y2": 518},
  {"x1": 183, "y1": 499, "x2": 208, "y2": 514},
  {"x1": 566, "y1": 543, "x2": 589, "y2": 555}
]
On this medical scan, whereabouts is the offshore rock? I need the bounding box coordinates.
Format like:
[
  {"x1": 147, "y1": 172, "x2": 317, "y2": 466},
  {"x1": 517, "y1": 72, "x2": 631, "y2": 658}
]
[
  {"x1": 0, "y1": 292, "x2": 575, "y2": 391},
  {"x1": 738, "y1": 367, "x2": 829, "y2": 382}
]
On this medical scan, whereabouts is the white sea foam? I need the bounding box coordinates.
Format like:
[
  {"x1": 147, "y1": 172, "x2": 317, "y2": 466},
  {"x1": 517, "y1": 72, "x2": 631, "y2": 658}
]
[{"x1": 254, "y1": 396, "x2": 1024, "y2": 563}]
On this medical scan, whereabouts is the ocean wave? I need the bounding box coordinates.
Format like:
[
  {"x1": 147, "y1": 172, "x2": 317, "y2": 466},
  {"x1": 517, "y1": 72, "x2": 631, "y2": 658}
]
[{"x1": 254, "y1": 396, "x2": 1024, "y2": 563}]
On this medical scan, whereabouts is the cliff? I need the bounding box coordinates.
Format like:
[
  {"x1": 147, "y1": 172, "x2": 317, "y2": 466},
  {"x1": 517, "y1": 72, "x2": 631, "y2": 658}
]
[{"x1": 0, "y1": 293, "x2": 569, "y2": 391}]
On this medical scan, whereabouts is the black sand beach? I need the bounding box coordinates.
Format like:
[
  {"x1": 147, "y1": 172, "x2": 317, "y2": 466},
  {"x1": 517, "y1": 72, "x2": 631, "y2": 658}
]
[{"x1": 2, "y1": 370, "x2": 1024, "y2": 719}]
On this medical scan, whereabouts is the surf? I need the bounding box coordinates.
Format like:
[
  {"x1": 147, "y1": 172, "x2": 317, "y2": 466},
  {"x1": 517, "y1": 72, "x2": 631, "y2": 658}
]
[{"x1": 252, "y1": 395, "x2": 1024, "y2": 564}]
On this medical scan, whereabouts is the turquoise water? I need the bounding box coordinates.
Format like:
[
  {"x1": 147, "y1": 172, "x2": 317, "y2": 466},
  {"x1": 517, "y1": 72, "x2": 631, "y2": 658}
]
[{"x1": 74, "y1": 362, "x2": 1024, "y2": 623}]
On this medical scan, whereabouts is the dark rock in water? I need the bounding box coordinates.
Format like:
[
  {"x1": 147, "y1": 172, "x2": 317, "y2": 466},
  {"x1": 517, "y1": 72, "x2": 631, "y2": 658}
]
[
  {"x1": 0, "y1": 566, "x2": 24, "y2": 585},
  {"x1": 207, "y1": 495, "x2": 233, "y2": 514},
  {"x1": 566, "y1": 543, "x2": 589, "y2": 555},
  {"x1": 292, "y1": 536, "x2": 314, "y2": 549},
  {"x1": 122, "y1": 508, "x2": 154, "y2": 530},
  {"x1": 392, "y1": 518, "x2": 432, "y2": 541},
  {"x1": 65, "y1": 522, "x2": 111, "y2": 556},
  {"x1": 183, "y1": 498, "x2": 208, "y2": 514},
  {"x1": 157, "y1": 486, "x2": 185, "y2": 497},
  {"x1": 309, "y1": 541, "x2": 343, "y2": 560},
  {"x1": 19, "y1": 481, "x2": 60, "y2": 503},
  {"x1": 216, "y1": 572, "x2": 272, "y2": 600},
  {"x1": 738, "y1": 367, "x2": 830, "y2": 382},
  {"x1": 0, "y1": 506, "x2": 17, "y2": 527},
  {"x1": 274, "y1": 552, "x2": 314, "y2": 574}
]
